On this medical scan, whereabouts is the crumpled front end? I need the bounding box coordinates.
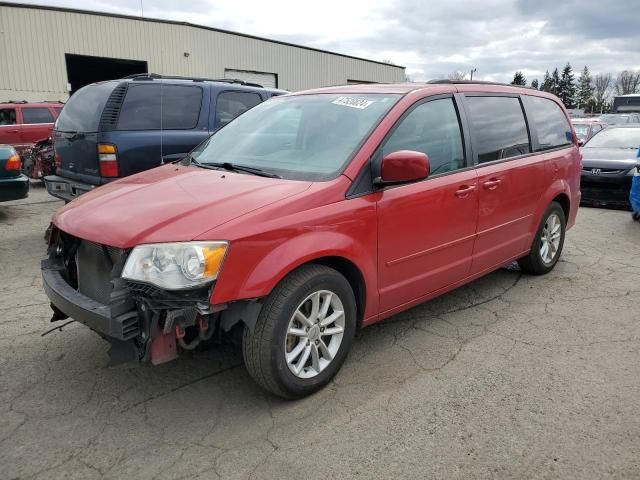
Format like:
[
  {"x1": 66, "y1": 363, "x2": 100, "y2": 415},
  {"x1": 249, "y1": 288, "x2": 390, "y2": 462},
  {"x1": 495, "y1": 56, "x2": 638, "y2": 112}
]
[{"x1": 42, "y1": 227, "x2": 234, "y2": 365}]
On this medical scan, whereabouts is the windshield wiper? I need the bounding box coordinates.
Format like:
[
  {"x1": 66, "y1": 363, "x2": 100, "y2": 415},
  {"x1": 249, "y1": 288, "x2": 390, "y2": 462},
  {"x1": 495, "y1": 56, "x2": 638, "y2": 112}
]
[{"x1": 206, "y1": 162, "x2": 281, "y2": 178}]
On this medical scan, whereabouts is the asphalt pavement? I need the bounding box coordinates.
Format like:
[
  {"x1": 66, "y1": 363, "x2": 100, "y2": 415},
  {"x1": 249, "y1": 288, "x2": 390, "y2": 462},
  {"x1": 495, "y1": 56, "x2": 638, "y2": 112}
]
[{"x1": 1, "y1": 184, "x2": 639, "y2": 479}]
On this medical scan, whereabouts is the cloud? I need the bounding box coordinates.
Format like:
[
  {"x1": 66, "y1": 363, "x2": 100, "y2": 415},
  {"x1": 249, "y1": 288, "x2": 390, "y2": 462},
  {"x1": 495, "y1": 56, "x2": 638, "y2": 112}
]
[{"x1": 7, "y1": 0, "x2": 640, "y2": 83}]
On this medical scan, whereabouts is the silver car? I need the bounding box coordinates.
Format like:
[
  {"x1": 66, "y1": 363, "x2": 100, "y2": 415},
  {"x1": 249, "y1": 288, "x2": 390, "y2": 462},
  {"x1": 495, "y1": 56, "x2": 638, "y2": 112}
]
[{"x1": 580, "y1": 125, "x2": 640, "y2": 207}]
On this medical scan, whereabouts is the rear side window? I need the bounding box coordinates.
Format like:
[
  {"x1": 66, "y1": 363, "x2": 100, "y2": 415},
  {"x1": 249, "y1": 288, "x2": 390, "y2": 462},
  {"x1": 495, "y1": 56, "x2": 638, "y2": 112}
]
[
  {"x1": 22, "y1": 107, "x2": 54, "y2": 124},
  {"x1": 525, "y1": 96, "x2": 572, "y2": 151},
  {"x1": 56, "y1": 82, "x2": 117, "y2": 132},
  {"x1": 118, "y1": 84, "x2": 203, "y2": 130},
  {"x1": 215, "y1": 91, "x2": 262, "y2": 129},
  {"x1": 466, "y1": 96, "x2": 530, "y2": 163},
  {"x1": 382, "y1": 98, "x2": 465, "y2": 175},
  {"x1": 0, "y1": 108, "x2": 17, "y2": 125}
]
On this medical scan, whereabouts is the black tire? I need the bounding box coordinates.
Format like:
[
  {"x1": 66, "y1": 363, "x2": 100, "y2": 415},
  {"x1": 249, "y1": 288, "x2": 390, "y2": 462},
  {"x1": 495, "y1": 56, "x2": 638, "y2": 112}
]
[
  {"x1": 242, "y1": 264, "x2": 357, "y2": 399},
  {"x1": 518, "y1": 201, "x2": 566, "y2": 275}
]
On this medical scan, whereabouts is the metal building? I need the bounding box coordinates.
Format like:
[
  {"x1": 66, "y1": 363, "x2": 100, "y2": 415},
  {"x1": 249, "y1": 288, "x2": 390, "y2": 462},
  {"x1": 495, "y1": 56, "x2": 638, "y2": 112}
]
[{"x1": 0, "y1": 2, "x2": 406, "y2": 102}]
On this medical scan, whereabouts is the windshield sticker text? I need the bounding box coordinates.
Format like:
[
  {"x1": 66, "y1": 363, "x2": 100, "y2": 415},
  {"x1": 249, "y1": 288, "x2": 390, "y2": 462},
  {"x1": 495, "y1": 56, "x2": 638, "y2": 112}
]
[{"x1": 332, "y1": 96, "x2": 374, "y2": 109}]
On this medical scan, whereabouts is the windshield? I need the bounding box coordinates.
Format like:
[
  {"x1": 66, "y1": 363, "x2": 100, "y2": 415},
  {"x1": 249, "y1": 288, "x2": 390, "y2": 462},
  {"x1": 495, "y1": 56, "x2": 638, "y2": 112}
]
[
  {"x1": 584, "y1": 128, "x2": 640, "y2": 149},
  {"x1": 56, "y1": 81, "x2": 117, "y2": 132},
  {"x1": 572, "y1": 124, "x2": 590, "y2": 140},
  {"x1": 599, "y1": 114, "x2": 631, "y2": 125},
  {"x1": 191, "y1": 93, "x2": 400, "y2": 181}
]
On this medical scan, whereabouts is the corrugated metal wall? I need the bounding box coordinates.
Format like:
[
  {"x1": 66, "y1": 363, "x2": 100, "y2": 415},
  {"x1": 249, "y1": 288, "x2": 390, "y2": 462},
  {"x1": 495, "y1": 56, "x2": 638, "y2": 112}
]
[{"x1": 0, "y1": 4, "x2": 406, "y2": 102}]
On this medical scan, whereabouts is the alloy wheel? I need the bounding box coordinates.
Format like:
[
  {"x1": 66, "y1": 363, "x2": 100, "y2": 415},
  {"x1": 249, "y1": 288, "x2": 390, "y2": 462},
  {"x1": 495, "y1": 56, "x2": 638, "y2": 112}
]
[
  {"x1": 540, "y1": 212, "x2": 562, "y2": 265},
  {"x1": 284, "y1": 290, "x2": 345, "y2": 379}
]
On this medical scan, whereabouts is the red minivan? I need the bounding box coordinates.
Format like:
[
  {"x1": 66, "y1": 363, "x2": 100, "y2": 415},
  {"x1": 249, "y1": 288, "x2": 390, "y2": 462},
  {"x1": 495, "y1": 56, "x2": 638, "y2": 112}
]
[
  {"x1": 42, "y1": 82, "x2": 581, "y2": 398},
  {"x1": 0, "y1": 101, "x2": 63, "y2": 154}
]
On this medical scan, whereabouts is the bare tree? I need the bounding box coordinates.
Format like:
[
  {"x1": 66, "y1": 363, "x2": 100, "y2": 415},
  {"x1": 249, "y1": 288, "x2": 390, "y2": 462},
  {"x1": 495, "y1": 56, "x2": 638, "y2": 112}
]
[
  {"x1": 615, "y1": 70, "x2": 640, "y2": 95},
  {"x1": 593, "y1": 73, "x2": 612, "y2": 113},
  {"x1": 448, "y1": 71, "x2": 468, "y2": 81}
]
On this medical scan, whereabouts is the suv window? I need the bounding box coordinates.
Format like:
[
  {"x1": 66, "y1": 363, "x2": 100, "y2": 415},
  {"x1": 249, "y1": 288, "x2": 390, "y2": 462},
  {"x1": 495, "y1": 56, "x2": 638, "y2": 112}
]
[
  {"x1": 215, "y1": 91, "x2": 262, "y2": 129},
  {"x1": 56, "y1": 82, "x2": 117, "y2": 132},
  {"x1": 118, "y1": 84, "x2": 203, "y2": 130},
  {"x1": 0, "y1": 108, "x2": 17, "y2": 125},
  {"x1": 466, "y1": 96, "x2": 531, "y2": 163},
  {"x1": 525, "y1": 96, "x2": 572, "y2": 151},
  {"x1": 382, "y1": 98, "x2": 465, "y2": 175},
  {"x1": 22, "y1": 107, "x2": 54, "y2": 124}
]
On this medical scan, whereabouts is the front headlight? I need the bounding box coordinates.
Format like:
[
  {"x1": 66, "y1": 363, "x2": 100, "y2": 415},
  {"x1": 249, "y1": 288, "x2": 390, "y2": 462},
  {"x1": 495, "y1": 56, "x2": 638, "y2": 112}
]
[{"x1": 122, "y1": 242, "x2": 228, "y2": 290}]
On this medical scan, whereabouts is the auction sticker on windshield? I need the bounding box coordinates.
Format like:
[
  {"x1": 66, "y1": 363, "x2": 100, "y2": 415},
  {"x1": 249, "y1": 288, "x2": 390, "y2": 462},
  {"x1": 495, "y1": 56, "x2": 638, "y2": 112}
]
[{"x1": 332, "y1": 96, "x2": 374, "y2": 109}]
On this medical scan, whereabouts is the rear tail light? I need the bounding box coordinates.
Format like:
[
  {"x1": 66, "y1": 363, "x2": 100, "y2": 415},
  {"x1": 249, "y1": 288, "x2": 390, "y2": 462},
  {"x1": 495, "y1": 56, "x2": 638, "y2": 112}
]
[
  {"x1": 5, "y1": 154, "x2": 21, "y2": 172},
  {"x1": 97, "y1": 143, "x2": 118, "y2": 177}
]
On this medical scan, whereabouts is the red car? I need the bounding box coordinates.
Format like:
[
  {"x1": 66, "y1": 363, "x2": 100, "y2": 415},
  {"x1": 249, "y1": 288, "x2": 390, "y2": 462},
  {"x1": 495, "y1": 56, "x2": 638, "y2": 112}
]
[
  {"x1": 0, "y1": 101, "x2": 63, "y2": 155},
  {"x1": 42, "y1": 82, "x2": 581, "y2": 398},
  {"x1": 571, "y1": 119, "x2": 607, "y2": 145}
]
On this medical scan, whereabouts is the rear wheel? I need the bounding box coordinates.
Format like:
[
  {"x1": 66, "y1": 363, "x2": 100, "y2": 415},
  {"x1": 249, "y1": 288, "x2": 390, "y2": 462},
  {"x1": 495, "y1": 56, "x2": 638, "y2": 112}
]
[
  {"x1": 242, "y1": 264, "x2": 356, "y2": 398},
  {"x1": 518, "y1": 201, "x2": 566, "y2": 275}
]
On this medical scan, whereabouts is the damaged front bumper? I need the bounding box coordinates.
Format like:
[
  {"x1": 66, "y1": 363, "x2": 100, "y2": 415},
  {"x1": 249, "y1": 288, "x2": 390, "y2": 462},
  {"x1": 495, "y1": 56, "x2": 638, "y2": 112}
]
[{"x1": 41, "y1": 231, "x2": 262, "y2": 365}]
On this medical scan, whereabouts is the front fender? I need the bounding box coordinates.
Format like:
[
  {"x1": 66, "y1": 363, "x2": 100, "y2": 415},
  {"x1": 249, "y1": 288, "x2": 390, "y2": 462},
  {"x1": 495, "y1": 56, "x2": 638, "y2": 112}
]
[{"x1": 210, "y1": 202, "x2": 379, "y2": 321}]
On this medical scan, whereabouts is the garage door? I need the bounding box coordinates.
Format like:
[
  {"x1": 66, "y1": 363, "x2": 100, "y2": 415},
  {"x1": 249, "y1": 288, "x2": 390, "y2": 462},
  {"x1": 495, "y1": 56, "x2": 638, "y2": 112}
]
[{"x1": 224, "y1": 69, "x2": 277, "y2": 89}]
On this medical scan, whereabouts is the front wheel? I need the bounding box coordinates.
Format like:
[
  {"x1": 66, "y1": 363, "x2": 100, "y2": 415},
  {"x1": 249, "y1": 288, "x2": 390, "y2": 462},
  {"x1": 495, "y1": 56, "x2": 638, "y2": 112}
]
[
  {"x1": 518, "y1": 201, "x2": 566, "y2": 275},
  {"x1": 242, "y1": 264, "x2": 357, "y2": 398}
]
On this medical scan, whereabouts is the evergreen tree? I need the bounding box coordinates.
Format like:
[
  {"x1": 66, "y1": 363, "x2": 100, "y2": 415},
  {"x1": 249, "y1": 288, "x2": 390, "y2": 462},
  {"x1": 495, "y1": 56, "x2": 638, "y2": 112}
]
[
  {"x1": 576, "y1": 66, "x2": 594, "y2": 110},
  {"x1": 511, "y1": 71, "x2": 527, "y2": 86},
  {"x1": 551, "y1": 68, "x2": 561, "y2": 96},
  {"x1": 541, "y1": 70, "x2": 552, "y2": 92},
  {"x1": 531, "y1": 79, "x2": 539, "y2": 90},
  {"x1": 559, "y1": 62, "x2": 577, "y2": 108}
]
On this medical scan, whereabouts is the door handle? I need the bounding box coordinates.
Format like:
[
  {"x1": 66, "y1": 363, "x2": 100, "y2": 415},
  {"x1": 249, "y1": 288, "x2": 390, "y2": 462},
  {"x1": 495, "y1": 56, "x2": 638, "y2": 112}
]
[
  {"x1": 455, "y1": 185, "x2": 476, "y2": 197},
  {"x1": 482, "y1": 179, "x2": 502, "y2": 190},
  {"x1": 6, "y1": 129, "x2": 19, "y2": 133}
]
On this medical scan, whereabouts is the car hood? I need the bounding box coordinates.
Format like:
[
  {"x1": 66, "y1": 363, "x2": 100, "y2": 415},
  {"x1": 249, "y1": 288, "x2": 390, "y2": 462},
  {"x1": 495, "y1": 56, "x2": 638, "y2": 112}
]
[
  {"x1": 54, "y1": 164, "x2": 312, "y2": 248},
  {"x1": 580, "y1": 147, "x2": 640, "y2": 169}
]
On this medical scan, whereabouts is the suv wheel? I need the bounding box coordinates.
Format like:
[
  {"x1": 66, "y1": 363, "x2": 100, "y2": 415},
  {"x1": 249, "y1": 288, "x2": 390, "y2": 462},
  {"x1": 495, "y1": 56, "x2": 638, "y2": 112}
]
[
  {"x1": 518, "y1": 201, "x2": 566, "y2": 275},
  {"x1": 242, "y1": 264, "x2": 356, "y2": 398}
]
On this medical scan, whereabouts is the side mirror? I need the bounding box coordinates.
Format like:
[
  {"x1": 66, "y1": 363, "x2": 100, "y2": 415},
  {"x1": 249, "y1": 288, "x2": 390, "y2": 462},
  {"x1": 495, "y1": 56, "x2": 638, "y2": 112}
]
[
  {"x1": 374, "y1": 150, "x2": 429, "y2": 186},
  {"x1": 578, "y1": 139, "x2": 584, "y2": 146}
]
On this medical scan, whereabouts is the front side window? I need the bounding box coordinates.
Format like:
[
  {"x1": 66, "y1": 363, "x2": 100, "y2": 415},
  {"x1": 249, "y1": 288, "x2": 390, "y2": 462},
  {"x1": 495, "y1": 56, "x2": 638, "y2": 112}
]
[
  {"x1": 526, "y1": 96, "x2": 572, "y2": 150},
  {"x1": 465, "y1": 96, "x2": 531, "y2": 163},
  {"x1": 215, "y1": 91, "x2": 262, "y2": 129},
  {"x1": 21, "y1": 107, "x2": 54, "y2": 124},
  {"x1": 0, "y1": 108, "x2": 17, "y2": 125},
  {"x1": 382, "y1": 98, "x2": 465, "y2": 175},
  {"x1": 191, "y1": 93, "x2": 400, "y2": 181},
  {"x1": 118, "y1": 84, "x2": 203, "y2": 130}
]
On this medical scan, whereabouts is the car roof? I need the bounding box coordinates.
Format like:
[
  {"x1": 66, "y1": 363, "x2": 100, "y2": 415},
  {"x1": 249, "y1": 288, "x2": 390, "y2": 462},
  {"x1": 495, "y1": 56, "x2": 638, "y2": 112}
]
[
  {"x1": 603, "y1": 124, "x2": 640, "y2": 128},
  {"x1": 290, "y1": 80, "x2": 547, "y2": 97},
  {"x1": 121, "y1": 74, "x2": 286, "y2": 94},
  {"x1": 0, "y1": 101, "x2": 64, "y2": 107},
  {"x1": 572, "y1": 118, "x2": 604, "y2": 123}
]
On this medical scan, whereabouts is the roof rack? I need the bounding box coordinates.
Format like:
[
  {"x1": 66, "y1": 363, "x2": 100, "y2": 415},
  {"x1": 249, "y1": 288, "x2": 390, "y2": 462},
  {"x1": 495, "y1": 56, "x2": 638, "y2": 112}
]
[
  {"x1": 125, "y1": 73, "x2": 263, "y2": 88},
  {"x1": 427, "y1": 79, "x2": 538, "y2": 90}
]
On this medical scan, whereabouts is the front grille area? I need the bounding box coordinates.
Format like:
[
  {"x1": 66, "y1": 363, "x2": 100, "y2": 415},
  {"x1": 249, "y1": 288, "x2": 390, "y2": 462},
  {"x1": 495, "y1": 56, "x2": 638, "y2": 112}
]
[
  {"x1": 582, "y1": 167, "x2": 627, "y2": 175},
  {"x1": 55, "y1": 231, "x2": 128, "y2": 304}
]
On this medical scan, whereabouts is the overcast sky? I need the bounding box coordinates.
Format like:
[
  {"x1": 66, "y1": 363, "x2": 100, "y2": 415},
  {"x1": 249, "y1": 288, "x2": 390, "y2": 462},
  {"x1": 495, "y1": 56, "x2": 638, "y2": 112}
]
[{"x1": 9, "y1": 0, "x2": 640, "y2": 83}]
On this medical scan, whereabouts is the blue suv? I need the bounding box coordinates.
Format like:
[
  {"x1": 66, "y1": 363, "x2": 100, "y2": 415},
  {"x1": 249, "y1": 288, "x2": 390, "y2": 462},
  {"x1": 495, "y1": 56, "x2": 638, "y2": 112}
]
[{"x1": 45, "y1": 74, "x2": 285, "y2": 201}]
